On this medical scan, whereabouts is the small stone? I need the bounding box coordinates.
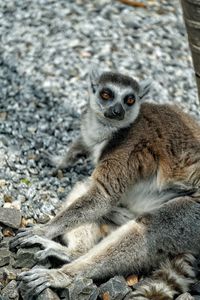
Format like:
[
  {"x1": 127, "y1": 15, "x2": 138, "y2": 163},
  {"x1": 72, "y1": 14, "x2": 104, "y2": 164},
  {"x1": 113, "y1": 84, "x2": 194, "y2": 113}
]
[
  {"x1": 0, "y1": 180, "x2": 6, "y2": 188},
  {"x1": 60, "y1": 275, "x2": 99, "y2": 300},
  {"x1": 126, "y1": 275, "x2": 138, "y2": 286},
  {"x1": 12, "y1": 247, "x2": 40, "y2": 269},
  {"x1": 0, "y1": 249, "x2": 11, "y2": 267},
  {"x1": 0, "y1": 208, "x2": 21, "y2": 229},
  {"x1": 1, "y1": 280, "x2": 19, "y2": 300},
  {"x1": 0, "y1": 237, "x2": 13, "y2": 249},
  {"x1": 102, "y1": 292, "x2": 110, "y2": 300},
  {"x1": 3, "y1": 195, "x2": 12, "y2": 203},
  {"x1": 20, "y1": 217, "x2": 34, "y2": 228},
  {"x1": 4, "y1": 201, "x2": 21, "y2": 210},
  {"x1": 37, "y1": 288, "x2": 60, "y2": 300},
  {"x1": 37, "y1": 214, "x2": 50, "y2": 224},
  {"x1": 0, "y1": 112, "x2": 7, "y2": 121},
  {"x1": 17, "y1": 195, "x2": 26, "y2": 203},
  {"x1": 0, "y1": 266, "x2": 18, "y2": 286},
  {"x1": 2, "y1": 228, "x2": 15, "y2": 237},
  {"x1": 57, "y1": 187, "x2": 65, "y2": 194},
  {"x1": 99, "y1": 276, "x2": 131, "y2": 300},
  {"x1": 57, "y1": 169, "x2": 64, "y2": 179}
]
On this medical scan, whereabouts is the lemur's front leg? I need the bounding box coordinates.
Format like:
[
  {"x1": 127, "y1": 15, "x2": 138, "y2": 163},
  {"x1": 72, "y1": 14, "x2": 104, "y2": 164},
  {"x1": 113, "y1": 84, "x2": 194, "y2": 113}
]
[
  {"x1": 43, "y1": 136, "x2": 89, "y2": 170},
  {"x1": 19, "y1": 196, "x2": 200, "y2": 297},
  {"x1": 16, "y1": 223, "x2": 102, "y2": 263},
  {"x1": 10, "y1": 159, "x2": 130, "y2": 249}
]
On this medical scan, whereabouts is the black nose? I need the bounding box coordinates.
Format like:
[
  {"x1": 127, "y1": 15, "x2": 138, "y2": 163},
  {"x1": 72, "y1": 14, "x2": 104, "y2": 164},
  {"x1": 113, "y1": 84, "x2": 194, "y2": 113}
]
[
  {"x1": 112, "y1": 103, "x2": 124, "y2": 117},
  {"x1": 104, "y1": 103, "x2": 125, "y2": 120}
]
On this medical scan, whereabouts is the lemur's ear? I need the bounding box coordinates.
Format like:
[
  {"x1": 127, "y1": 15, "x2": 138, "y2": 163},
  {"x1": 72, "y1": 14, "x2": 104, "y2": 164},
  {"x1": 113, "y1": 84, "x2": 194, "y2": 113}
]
[
  {"x1": 139, "y1": 79, "x2": 152, "y2": 100},
  {"x1": 88, "y1": 65, "x2": 102, "y2": 94}
]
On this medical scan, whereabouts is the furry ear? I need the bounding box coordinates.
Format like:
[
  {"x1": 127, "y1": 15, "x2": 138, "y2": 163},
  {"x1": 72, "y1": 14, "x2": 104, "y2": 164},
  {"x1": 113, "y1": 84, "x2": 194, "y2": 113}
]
[
  {"x1": 139, "y1": 79, "x2": 151, "y2": 99},
  {"x1": 88, "y1": 65, "x2": 101, "y2": 94}
]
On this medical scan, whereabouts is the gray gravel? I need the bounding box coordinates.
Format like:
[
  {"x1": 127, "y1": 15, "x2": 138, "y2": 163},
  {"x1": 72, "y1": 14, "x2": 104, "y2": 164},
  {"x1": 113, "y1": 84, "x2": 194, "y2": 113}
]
[{"x1": 0, "y1": 0, "x2": 199, "y2": 223}]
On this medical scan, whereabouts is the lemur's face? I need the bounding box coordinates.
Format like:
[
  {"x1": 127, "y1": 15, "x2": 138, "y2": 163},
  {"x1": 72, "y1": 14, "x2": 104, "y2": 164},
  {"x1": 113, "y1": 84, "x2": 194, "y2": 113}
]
[{"x1": 89, "y1": 71, "x2": 151, "y2": 128}]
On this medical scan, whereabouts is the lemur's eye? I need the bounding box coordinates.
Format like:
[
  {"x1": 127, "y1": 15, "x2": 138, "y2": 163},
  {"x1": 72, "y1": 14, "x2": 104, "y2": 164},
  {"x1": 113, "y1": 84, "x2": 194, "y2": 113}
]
[
  {"x1": 124, "y1": 94, "x2": 135, "y2": 106},
  {"x1": 100, "y1": 89, "x2": 113, "y2": 101}
]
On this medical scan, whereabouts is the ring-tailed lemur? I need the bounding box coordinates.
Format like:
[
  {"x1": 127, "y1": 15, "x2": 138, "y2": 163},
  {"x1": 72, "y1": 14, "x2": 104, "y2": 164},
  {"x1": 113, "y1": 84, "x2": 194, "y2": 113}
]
[{"x1": 10, "y1": 69, "x2": 200, "y2": 299}]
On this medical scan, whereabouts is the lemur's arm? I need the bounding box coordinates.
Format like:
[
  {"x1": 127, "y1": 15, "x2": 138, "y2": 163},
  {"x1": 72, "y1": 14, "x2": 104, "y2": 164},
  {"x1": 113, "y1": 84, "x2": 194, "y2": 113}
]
[
  {"x1": 10, "y1": 144, "x2": 156, "y2": 249},
  {"x1": 10, "y1": 157, "x2": 133, "y2": 249},
  {"x1": 42, "y1": 136, "x2": 89, "y2": 172}
]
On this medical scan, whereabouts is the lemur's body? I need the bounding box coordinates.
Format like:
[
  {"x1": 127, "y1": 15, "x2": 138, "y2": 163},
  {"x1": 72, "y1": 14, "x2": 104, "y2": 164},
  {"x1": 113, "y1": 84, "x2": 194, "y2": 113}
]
[{"x1": 11, "y1": 70, "x2": 200, "y2": 299}]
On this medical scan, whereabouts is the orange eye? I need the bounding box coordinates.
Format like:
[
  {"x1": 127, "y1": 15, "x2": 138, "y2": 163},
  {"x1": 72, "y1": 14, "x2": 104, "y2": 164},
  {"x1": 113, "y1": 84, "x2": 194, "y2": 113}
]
[
  {"x1": 125, "y1": 95, "x2": 135, "y2": 106},
  {"x1": 100, "y1": 89, "x2": 113, "y2": 101}
]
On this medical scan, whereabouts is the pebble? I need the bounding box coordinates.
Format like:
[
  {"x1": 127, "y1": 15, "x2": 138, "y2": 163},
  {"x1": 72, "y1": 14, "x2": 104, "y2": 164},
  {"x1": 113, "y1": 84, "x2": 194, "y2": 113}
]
[
  {"x1": 99, "y1": 276, "x2": 131, "y2": 300},
  {"x1": 0, "y1": 249, "x2": 11, "y2": 267},
  {"x1": 0, "y1": 208, "x2": 21, "y2": 229},
  {"x1": 1, "y1": 280, "x2": 19, "y2": 300}
]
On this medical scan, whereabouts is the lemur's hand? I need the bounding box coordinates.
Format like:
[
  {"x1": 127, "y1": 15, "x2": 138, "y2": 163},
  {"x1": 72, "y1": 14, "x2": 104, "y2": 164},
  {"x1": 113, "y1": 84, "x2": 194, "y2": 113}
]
[
  {"x1": 9, "y1": 225, "x2": 47, "y2": 250},
  {"x1": 18, "y1": 268, "x2": 73, "y2": 297}
]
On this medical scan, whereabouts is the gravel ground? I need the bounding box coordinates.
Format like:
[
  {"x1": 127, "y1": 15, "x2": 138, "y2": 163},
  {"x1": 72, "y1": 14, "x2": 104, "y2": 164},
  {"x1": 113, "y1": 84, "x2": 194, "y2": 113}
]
[{"x1": 0, "y1": 0, "x2": 199, "y2": 239}]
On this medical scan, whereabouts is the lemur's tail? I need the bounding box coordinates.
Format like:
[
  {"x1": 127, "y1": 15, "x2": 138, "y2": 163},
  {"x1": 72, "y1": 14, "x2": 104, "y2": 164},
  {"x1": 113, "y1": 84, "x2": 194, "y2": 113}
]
[{"x1": 126, "y1": 253, "x2": 196, "y2": 300}]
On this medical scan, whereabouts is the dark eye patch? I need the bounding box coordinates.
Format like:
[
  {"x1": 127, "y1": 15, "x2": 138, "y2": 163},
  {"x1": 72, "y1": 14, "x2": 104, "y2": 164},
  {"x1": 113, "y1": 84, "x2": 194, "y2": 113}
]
[
  {"x1": 99, "y1": 88, "x2": 114, "y2": 101},
  {"x1": 124, "y1": 94, "x2": 136, "y2": 106}
]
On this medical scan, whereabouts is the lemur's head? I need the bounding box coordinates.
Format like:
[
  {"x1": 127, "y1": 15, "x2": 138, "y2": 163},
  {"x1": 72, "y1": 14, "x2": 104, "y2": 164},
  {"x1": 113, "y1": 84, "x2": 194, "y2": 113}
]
[{"x1": 88, "y1": 68, "x2": 151, "y2": 128}]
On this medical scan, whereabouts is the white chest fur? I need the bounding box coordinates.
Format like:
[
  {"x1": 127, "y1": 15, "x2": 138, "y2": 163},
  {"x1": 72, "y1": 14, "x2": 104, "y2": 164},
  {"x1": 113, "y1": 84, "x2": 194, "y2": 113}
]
[
  {"x1": 122, "y1": 177, "x2": 176, "y2": 216},
  {"x1": 91, "y1": 141, "x2": 107, "y2": 164}
]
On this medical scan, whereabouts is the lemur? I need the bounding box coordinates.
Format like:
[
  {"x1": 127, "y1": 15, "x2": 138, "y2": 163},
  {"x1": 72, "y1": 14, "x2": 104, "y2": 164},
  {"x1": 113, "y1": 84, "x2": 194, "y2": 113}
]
[{"x1": 10, "y1": 69, "x2": 200, "y2": 299}]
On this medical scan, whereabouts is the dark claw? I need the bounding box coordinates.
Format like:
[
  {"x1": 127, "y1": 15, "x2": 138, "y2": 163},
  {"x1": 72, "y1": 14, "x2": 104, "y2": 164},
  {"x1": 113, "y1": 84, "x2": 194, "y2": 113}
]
[
  {"x1": 9, "y1": 230, "x2": 32, "y2": 250},
  {"x1": 34, "y1": 282, "x2": 50, "y2": 295},
  {"x1": 20, "y1": 273, "x2": 40, "y2": 282}
]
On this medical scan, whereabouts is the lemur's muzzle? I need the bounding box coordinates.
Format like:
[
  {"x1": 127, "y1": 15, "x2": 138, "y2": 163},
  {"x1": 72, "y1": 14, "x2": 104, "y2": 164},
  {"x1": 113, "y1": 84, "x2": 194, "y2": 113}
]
[{"x1": 104, "y1": 103, "x2": 125, "y2": 120}]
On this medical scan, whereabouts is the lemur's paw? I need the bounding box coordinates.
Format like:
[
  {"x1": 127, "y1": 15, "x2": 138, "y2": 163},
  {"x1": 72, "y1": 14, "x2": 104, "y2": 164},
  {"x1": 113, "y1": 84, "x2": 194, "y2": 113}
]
[
  {"x1": 41, "y1": 149, "x2": 69, "y2": 169},
  {"x1": 18, "y1": 268, "x2": 73, "y2": 296},
  {"x1": 9, "y1": 226, "x2": 46, "y2": 250}
]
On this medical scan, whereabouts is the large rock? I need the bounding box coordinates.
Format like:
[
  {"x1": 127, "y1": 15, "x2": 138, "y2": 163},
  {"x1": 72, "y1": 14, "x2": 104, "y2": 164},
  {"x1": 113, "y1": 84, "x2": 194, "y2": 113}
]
[
  {"x1": 1, "y1": 280, "x2": 19, "y2": 300},
  {"x1": 12, "y1": 247, "x2": 40, "y2": 269},
  {"x1": 0, "y1": 208, "x2": 21, "y2": 229},
  {"x1": 20, "y1": 286, "x2": 59, "y2": 300},
  {"x1": 99, "y1": 276, "x2": 131, "y2": 300},
  {"x1": 36, "y1": 288, "x2": 60, "y2": 300},
  {"x1": 59, "y1": 276, "x2": 99, "y2": 300}
]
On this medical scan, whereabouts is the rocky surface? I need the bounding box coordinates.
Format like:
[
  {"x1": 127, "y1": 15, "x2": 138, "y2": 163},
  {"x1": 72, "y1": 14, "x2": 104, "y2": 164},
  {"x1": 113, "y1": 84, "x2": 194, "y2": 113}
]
[{"x1": 0, "y1": 0, "x2": 200, "y2": 299}]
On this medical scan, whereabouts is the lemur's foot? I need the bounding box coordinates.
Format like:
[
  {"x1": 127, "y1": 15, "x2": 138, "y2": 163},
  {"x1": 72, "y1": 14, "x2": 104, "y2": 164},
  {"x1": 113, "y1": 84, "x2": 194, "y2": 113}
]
[{"x1": 18, "y1": 268, "x2": 73, "y2": 297}]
